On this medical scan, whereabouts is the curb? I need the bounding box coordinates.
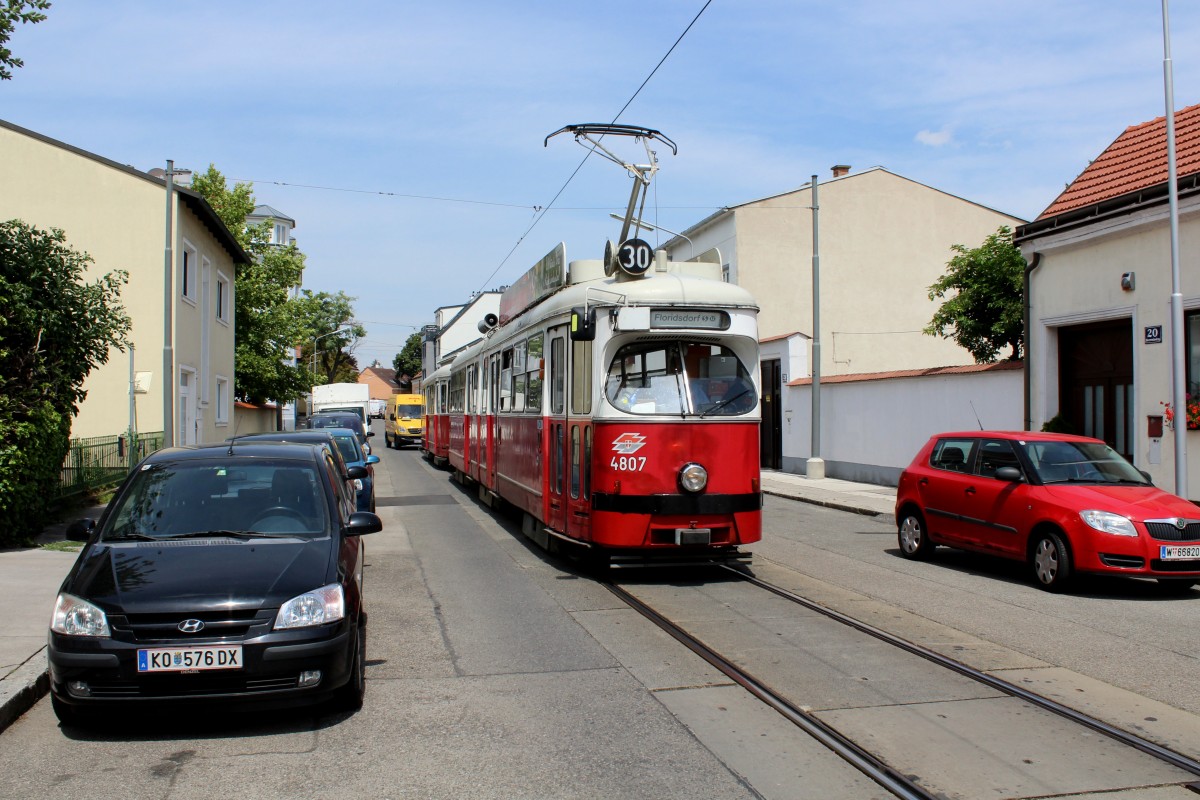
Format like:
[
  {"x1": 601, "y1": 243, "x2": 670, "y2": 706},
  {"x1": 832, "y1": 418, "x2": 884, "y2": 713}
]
[
  {"x1": 0, "y1": 648, "x2": 48, "y2": 734},
  {"x1": 762, "y1": 488, "x2": 888, "y2": 518}
]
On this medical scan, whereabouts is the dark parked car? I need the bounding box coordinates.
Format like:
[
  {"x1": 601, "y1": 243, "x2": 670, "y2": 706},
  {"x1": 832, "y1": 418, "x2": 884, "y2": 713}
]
[
  {"x1": 895, "y1": 431, "x2": 1200, "y2": 592},
  {"x1": 230, "y1": 430, "x2": 369, "y2": 507},
  {"x1": 307, "y1": 412, "x2": 373, "y2": 454},
  {"x1": 48, "y1": 441, "x2": 382, "y2": 725},
  {"x1": 324, "y1": 427, "x2": 377, "y2": 513}
]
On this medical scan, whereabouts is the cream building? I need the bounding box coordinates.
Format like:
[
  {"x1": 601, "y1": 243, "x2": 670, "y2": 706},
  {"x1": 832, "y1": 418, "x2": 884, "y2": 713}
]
[
  {"x1": 0, "y1": 119, "x2": 249, "y2": 445},
  {"x1": 1016, "y1": 103, "x2": 1200, "y2": 499},
  {"x1": 665, "y1": 166, "x2": 1024, "y2": 473}
]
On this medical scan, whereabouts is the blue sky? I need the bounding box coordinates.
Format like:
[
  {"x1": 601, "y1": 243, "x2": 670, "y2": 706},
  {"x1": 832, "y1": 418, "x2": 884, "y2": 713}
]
[{"x1": 5, "y1": 1, "x2": 1198, "y2": 369}]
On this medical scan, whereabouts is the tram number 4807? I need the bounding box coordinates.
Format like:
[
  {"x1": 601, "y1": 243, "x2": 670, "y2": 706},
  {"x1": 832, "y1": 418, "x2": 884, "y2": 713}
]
[{"x1": 611, "y1": 456, "x2": 647, "y2": 472}]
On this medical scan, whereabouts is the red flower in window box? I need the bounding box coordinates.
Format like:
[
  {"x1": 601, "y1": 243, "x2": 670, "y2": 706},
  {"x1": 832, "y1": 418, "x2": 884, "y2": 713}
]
[{"x1": 1161, "y1": 396, "x2": 1200, "y2": 430}]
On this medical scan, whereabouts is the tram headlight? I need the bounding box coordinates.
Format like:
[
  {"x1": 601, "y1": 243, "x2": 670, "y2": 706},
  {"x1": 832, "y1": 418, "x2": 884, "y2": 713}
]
[{"x1": 679, "y1": 462, "x2": 708, "y2": 493}]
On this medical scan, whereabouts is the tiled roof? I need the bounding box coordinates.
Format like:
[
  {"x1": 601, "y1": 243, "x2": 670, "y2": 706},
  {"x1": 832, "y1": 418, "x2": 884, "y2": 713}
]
[
  {"x1": 787, "y1": 360, "x2": 1022, "y2": 387},
  {"x1": 1037, "y1": 103, "x2": 1200, "y2": 220}
]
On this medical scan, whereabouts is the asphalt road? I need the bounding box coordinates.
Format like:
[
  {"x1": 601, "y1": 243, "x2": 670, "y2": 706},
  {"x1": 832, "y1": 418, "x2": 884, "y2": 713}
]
[{"x1": 2, "y1": 431, "x2": 1197, "y2": 800}]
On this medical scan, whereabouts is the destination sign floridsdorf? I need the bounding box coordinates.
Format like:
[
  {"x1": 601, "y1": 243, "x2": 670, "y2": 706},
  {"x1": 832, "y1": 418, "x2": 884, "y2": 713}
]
[{"x1": 650, "y1": 309, "x2": 729, "y2": 330}]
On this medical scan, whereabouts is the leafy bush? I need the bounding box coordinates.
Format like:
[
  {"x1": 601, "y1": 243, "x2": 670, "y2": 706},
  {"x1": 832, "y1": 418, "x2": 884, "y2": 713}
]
[{"x1": 0, "y1": 400, "x2": 70, "y2": 546}]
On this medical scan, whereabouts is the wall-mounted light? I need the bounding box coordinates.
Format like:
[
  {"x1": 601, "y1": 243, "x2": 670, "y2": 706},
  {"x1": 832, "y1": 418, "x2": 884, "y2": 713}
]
[{"x1": 1121, "y1": 271, "x2": 1135, "y2": 291}]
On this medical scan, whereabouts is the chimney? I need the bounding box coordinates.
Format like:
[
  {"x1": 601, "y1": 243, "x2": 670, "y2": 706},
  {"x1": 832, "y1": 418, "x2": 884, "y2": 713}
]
[{"x1": 831, "y1": 164, "x2": 850, "y2": 178}]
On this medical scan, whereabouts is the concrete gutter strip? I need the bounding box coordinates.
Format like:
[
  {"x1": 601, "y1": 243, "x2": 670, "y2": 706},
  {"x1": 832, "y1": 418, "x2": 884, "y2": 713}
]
[{"x1": 0, "y1": 648, "x2": 48, "y2": 733}]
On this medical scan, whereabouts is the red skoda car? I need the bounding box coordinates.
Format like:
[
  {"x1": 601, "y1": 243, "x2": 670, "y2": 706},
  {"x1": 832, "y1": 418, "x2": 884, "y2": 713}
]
[{"x1": 895, "y1": 431, "x2": 1200, "y2": 592}]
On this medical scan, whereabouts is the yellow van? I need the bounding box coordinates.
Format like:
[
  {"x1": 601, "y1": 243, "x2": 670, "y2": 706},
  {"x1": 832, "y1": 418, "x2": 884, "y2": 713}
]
[{"x1": 384, "y1": 394, "x2": 425, "y2": 449}]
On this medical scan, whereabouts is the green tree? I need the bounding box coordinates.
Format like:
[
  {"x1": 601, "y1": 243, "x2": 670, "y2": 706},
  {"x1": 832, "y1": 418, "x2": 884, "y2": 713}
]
[
  {"x1": 0, "y1": 0, "x2": 49, "y2": 80},
  {"x1": 296, "y1": 289, "x2": 365, "y2": 385},
  {"x1": 924, "y1": 225, "x2": 1025, "y2": 363},
  {"x1": 393, "y1": 332, "x2": 423, "y2": 379},
  {"x1": 0, "y1": 220, "x2": 130, "y2": 544},
  {"x1": 190, "y1": 165, "x2": 313, "y2": 404}
]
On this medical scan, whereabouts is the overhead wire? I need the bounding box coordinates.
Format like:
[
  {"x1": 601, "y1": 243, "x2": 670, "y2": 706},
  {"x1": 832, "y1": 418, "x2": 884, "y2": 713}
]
[{"x1": 472, "y1": 0, "x2": 715, "y2": 294}]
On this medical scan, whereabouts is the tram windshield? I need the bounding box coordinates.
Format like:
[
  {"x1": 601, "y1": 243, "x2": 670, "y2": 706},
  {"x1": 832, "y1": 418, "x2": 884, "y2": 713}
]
[{"x1": 605, "y1": 340, "x2": 757, "y2": 416}]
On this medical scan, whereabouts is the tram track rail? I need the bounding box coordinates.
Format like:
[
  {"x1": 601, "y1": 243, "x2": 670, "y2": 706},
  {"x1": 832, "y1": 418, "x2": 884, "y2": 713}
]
[{"x1": 604, "y1": 567, "x2": 1200, "y2": 799}]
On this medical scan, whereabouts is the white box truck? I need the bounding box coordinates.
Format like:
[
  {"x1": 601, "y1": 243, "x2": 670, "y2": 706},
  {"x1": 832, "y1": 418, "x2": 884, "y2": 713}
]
[{"x1": 310, "y1": 383, "x2": 371, "y2": 428}]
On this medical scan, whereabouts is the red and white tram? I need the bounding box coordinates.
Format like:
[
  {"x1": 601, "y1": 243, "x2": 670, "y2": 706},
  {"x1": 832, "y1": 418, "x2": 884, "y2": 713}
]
[
  {"x1": 424, "y1": 124, "x2": 763, "y2": 566},
  {"x1": 425, "y1": 240, "x2": 762, "y2": 566}
]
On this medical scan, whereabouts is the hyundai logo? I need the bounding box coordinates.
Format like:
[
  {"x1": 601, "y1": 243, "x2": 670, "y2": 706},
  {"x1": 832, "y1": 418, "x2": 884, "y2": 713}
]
[{"x1": 178, "y1": 619, "x2": 205, "y2": 634}]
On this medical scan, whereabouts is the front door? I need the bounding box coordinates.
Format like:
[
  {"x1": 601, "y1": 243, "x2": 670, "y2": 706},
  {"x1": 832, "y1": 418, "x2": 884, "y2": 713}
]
[
  {"x1": 1059, "y1": 319, "x2": 1134, "y2": 459},
  {"x1": 759, "y1": 358, "x2": 782, "y2": 469}
]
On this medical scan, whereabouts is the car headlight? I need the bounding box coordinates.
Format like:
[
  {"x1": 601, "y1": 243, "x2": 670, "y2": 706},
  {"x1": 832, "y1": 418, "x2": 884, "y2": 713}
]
[
  {"x1": 679, "y1": 462, "x2": 708, "y2": 493},
  {"x1": 353, "y1": 478, "x2": 364, "y2": 491},
  {"x1": 1079, "y1": 510, "x2": 1137, "y2": 537},
  {"x1": 274, "y1": 584, "x2": 345, "y2": 630},
  {"x1": 51, "y1": 593, "x2": 110, "y2": 637}
]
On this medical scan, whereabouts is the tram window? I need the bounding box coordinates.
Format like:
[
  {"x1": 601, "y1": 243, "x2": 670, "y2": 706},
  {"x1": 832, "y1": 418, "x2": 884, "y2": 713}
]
[
  {"x1": 526, "y1": 334, "x2": 544, "y2": 413},
  {"x1": 570, "y1": 425, "x2": 581, "y2": 499},
  {"x1": 554, "y1": 423, "x2": 563, "y2": 495},
  {"x1": 500, "y1": 348, "x2": 514, "y2": 411},
  {"x1": 583, "y1": 425, "x2": 592, "y2": 499},
  {"x1": 606, "y1": 341, "x2": 756, "y2": 416},
  {"x1": 550, "y1": 337, "x2": 565, "y2": 415},
  {"x1": 513, "y1": 373, "x2": 526, "y2": 413},
  {"x1": 571, "y1": 339, "x2": 592, "y2": 414}
]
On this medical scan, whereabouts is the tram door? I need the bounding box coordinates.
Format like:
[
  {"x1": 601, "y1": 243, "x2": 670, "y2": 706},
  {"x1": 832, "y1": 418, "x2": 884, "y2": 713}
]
[
  {"x1": 566, "y1": 335, "x2": 593, "y2": 542},
  {"x1": 546, "y1": 328, "x2": 568, "y2": 534},
  {"x1": 485, "y1": 353, "x2": 500, "y2": 490}
]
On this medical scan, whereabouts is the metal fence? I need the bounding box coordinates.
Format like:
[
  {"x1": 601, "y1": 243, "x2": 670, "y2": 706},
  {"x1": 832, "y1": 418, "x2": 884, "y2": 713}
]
[{"x1": 57, "y1": 431, "x2": 164, "y2": 500}]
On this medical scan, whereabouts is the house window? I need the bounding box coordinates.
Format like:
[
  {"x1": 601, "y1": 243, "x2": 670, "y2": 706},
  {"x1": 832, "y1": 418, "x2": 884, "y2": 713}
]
[
  {"x1": 722, "y1": 263, "x2": 731, "y2": 283},
  {"x1": 215, "y1": 376, "x2": 230, "y2": 425},
  {"x1": 216, "y1": 271, "x2": 230, "y2": 323},
  {"x1": 181, "y1": 242, "x2": 198, "y2": 302},
  {"x1": 1187, "y1": 310, "x2": 1200, "y2": 396},
  {"x1": 274, "y1": 223, "x2": 288, "y2": 245}
]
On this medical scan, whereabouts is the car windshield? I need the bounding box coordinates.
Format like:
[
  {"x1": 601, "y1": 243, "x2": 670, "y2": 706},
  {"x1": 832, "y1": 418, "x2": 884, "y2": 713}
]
[
  {"x1": 394, "y1": 405, "x2": 422, "y2": 418},
  {"x1": 1021, "y1": 440, "x2": 1150, "y2": 485},
  {"x1": 605, "y1": 340, "x2": 756, "y2": 416},
  {"x1": 330, "y1": 433, "x2": 362, "y2": 464},
  {"x1": 101, "y1": 460, "x2": 330, "y2": 541}
]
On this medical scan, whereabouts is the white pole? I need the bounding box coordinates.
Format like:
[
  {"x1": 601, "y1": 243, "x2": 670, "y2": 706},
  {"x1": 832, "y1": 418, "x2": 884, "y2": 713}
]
[{"x1": 1162, "y1": 0, "x2": 1187, "y2": 496}]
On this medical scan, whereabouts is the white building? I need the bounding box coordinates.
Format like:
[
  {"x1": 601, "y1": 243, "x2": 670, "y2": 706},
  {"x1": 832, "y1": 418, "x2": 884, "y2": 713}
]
[{"x1": 1016, "y1": 103, "x2": 1200, "y2": 499}]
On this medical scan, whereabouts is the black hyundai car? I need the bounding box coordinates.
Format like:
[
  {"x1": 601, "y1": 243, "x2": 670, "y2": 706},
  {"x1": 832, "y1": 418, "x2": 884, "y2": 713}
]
[{"x1": 47, "y1": 441, "x2": 382, "y2": 726}]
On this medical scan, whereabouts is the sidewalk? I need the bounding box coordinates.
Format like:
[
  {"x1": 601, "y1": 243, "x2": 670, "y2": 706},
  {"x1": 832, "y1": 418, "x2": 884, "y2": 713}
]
[
  {"x1": 0, "y1": 500, "x2": 107, "y2": 732},
  {"x1": 0, "y1": 474, "x2": 896, "y2": 733}
]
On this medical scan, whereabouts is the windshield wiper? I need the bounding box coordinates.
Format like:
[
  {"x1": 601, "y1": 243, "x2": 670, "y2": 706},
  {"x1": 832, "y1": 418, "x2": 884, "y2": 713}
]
[
  {"x1": 101, "y1": 532, "x2": 161, "y2": 542},
  {"x1": 160, "y1": 530, "x2": 299, "y2": 540},
  {"x1": 701, "y1": 388, "x2": 751, "y2": 419}
]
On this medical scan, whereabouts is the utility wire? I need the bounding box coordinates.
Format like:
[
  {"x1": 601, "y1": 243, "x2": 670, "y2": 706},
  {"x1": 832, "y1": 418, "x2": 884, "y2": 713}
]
[{"x1": 473, "y1": 0, "x2": 715, "y2": 294}]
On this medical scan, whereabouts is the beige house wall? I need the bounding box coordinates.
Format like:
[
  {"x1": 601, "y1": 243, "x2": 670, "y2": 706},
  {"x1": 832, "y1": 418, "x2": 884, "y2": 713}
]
[
  {"x1": 674, "y1": 169, "x2": 1024, "y2": 377},
  {"x1": 0, "y1": 121, "x2": 239, "y2": 445}
]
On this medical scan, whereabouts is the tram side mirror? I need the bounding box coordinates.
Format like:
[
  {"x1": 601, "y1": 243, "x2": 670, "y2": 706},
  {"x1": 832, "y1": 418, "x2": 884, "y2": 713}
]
[{"x1": 570, "y1": 306, "x2": 596, "y2": 341}]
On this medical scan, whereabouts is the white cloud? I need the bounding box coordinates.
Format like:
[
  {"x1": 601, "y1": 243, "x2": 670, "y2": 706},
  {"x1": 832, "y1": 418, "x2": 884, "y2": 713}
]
[{"x1": 915, "y1": 127, "x2": 955, "y2": 147}]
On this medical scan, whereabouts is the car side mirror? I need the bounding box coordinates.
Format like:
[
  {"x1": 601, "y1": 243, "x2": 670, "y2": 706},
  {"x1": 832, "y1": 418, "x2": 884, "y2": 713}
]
[
  {"x1": 346, "y1": 465, "x2": 369, "y2": 480},
  {"x1": 994, "y1": 466, "x2": 1023, "y2": 483},
  {"x1": 1139, "y1": 469, "x2": 1153, "y2": 484},
  {"x1": 366, "y1": 455, "x2": 380, "y2": 465},
  {"x1": 345, "y1": 511, "x2": 383, "y2": 536},
  {"x1": 65, "y1": 518, "x2": 95, "y2": 542},
  {"x1": 366, "y1": 431, "x2": 375, "y2": 437}
]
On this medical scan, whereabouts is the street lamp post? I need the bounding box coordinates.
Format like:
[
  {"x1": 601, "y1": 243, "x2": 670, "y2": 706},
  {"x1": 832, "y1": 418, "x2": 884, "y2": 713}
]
[{"x1": 311, "y1": 326, "x2": 352, "y2": 380}]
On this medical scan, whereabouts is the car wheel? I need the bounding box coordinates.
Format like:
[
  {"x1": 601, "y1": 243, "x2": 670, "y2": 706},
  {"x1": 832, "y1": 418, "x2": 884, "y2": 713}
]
[
  {"x1": 1031, "y1": 530, "x2": 1073, "y2": 592},
  {"x1": 897, "y1": 510, "x2": 934, "y2": 560},
  {"x1": 333, "y1": 623, "x2": 366, "y2": 713}
]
